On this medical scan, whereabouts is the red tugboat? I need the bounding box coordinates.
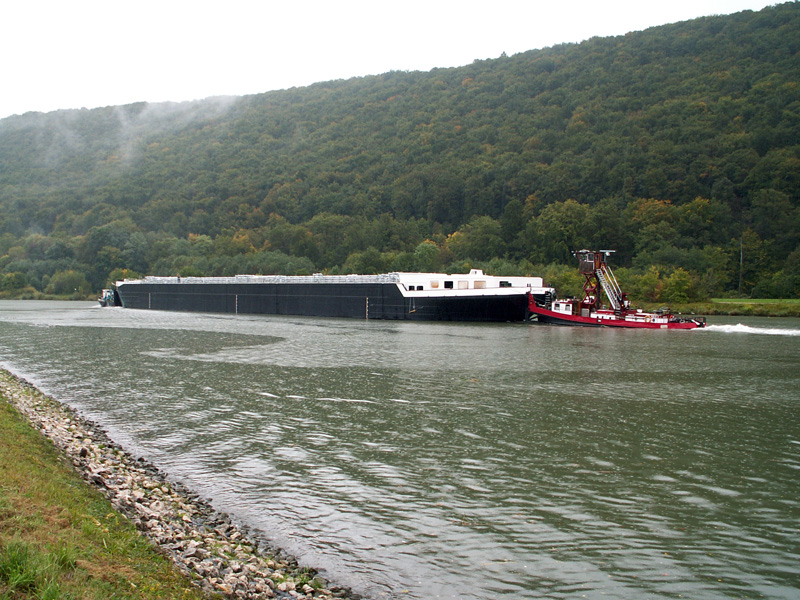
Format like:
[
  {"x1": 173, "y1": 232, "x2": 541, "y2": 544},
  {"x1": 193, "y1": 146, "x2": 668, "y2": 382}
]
[{"x1": 528, "y1": 250, "x2": 706, "y2": 329}]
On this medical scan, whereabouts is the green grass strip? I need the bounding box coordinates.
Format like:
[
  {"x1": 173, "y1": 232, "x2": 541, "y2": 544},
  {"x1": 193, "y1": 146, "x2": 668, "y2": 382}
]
[{"x1": 0, "y1": 398, "x2": 205, "y2": 600}]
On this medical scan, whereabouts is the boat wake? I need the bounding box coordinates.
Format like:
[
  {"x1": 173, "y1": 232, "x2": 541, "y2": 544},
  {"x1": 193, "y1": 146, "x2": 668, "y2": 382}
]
[{"x1": 700, "y1": 323, "x2": 800, "y2": 336}]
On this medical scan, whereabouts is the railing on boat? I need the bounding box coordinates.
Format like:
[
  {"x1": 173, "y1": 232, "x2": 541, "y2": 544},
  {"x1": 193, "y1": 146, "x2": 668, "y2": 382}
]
[{"x1": 120, "y1": 273, "x2": 403, "y2": 285}]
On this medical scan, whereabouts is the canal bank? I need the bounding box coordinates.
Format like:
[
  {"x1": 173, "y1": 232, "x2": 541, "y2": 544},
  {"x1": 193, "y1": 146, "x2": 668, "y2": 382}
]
[{"x1": 0, "y1": 369, "x2": 353, "y2": 600}]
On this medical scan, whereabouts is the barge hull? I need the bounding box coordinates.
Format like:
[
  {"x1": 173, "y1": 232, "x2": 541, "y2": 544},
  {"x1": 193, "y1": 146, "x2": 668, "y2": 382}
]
[{"x1": 116, "y1": 281, "x2": 533, "y2": 322}]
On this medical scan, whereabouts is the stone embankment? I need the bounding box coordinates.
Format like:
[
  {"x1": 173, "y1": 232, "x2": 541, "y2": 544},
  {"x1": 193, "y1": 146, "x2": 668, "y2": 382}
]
[{"x1": 0, "y1": 370, "x2": 355, "y2": 600}]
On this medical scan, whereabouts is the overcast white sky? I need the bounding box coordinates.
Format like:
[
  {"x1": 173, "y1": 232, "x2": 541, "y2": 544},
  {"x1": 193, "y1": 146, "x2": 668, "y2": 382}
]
[{"x1": 1, "y1": 0, "x2": 779, "y2": 119}]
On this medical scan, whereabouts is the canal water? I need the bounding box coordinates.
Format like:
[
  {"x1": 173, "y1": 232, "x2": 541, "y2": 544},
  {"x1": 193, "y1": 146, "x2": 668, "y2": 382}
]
[{"x1": 0, "y1": 301, "x2": 798, "y2": 599}]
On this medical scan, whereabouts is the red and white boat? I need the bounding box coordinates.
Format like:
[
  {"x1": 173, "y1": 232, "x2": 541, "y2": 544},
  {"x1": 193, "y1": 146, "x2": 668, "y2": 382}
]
[{"x1": 528, "y1": 250, "x2": 706, "y2": 329}]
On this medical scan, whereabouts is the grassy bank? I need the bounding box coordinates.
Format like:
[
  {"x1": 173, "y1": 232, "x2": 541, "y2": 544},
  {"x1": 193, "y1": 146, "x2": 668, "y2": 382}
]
[
  {"x1": 0, "y1": 399, "x2": 205, "y2": 599},
  {"x1": 642, "y1": 298, "x2": 800, "y2": 318},
  {"x1": 706, "y1": 298, "x2": 800, "y2": 316}
]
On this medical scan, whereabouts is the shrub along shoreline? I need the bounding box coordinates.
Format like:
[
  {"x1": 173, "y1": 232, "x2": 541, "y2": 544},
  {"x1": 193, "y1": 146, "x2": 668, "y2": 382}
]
[{"x1": 0, "y1": 369, "x2": 354, "y2": 600}]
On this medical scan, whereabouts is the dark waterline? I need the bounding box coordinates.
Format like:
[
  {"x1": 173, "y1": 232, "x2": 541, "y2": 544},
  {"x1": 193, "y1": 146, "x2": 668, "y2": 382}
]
[{"x1": 1, "y1": 301, "x2": 798, "y2": 599}]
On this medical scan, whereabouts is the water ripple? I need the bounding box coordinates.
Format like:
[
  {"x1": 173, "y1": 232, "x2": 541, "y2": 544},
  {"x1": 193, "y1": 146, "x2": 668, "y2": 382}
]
[{"x1": 1, "y1": 303, "x2": 799, "y2": 599}]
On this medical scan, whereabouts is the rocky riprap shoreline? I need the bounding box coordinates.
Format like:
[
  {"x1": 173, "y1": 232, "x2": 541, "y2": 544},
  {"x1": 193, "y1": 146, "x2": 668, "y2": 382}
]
[{"x1": 0, "y1": 370, "x2": 355, "y2": 600}]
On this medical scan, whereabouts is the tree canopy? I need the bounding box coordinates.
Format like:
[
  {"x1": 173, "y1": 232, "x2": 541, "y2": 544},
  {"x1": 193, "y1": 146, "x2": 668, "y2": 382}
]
[{"x1": 1, "y1": 3, "x2": 798, "y2": 301}]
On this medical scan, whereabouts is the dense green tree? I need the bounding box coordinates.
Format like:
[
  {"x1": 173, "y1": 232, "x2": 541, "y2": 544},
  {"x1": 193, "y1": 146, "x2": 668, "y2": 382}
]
[
  {"x1": 413, "y1": 241, "x2": 439, "y2": 272},
  {"x1": 446, "y1": 216, "x2": 506, "y2": 261},
  {"x1": 523, "y1": 199, "x2": 592, "y2": 264},
  {"x1": 1, "y1": 271, "x2": 26, "y2": 291},
  {"x1": 749, "y1": 189, "x2": 800, "y2": 261},
  {"x1": 342, "y1": 248, "x2": 389, "y2": 274},
  {"x1": 635, "y1": 266, "x2": 665, "y2": 303},
  {"x1": 107, "y1": 268, "x2": 143, "y2": 286},
  {"x1": 264, "y1": 214, "x2": 318, "y2": 260},
  {"x1": 0, "y1": 3, "x2": 798, "y2": 297},
  {"x1": 45, "y1": 270, "x2": 91, "y2": 296},
  {"x1": 662, "y1": 268, "x2": 693, "y2": 303}
]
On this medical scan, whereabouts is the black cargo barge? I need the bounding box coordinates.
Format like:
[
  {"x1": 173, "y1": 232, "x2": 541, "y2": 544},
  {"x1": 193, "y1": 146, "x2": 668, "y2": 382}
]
[{"x1": 113, "y1": 270, "x2": 555, "y2": 322}]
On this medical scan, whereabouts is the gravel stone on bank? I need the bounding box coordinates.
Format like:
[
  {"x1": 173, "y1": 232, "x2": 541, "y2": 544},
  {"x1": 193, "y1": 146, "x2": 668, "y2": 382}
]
[{"x1": 0, "y1": 370, "x2": 356, "y2": 600}]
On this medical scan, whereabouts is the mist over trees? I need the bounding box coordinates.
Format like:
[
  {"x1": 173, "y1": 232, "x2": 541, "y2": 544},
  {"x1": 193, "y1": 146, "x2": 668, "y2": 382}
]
[{"x1": 1, "y1": 3, "x2": 798, "y2": 301}]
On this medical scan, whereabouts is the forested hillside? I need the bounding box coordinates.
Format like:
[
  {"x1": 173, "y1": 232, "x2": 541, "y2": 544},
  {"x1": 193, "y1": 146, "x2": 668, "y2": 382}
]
[{"x1": 1, "y1": 2, "x2": 798, "y2": 301}]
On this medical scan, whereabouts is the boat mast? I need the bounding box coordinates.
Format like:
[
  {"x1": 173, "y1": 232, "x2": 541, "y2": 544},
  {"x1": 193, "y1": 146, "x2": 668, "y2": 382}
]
[{"x1": 574, "y1": 250, "x2": 627, "y2": 314}]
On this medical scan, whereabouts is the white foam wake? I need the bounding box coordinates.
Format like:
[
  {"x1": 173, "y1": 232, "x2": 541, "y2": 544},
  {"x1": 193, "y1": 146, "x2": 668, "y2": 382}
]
[{"x1": 700, "y1": 323, "x2": 800, "y2": 336}]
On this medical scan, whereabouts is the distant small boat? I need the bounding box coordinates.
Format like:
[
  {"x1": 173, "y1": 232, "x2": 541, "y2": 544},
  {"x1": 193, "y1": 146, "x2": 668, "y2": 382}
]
[
  {"x1": 528, "y1": 250, "x2": 706, "y2": 329},
  {"x1": 98, "y1": 288, "x2": 118, "y2": 307}
]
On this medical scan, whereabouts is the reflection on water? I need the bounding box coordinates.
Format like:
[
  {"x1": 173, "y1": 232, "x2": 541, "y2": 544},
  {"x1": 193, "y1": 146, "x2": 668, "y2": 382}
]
[{"x1": 1, "y1": 301, "x2": 799, "y2": 599}]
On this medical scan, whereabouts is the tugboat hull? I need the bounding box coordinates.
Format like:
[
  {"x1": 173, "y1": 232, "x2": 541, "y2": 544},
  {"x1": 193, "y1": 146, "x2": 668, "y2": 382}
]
[{"x1": 529, "y1": 305, "x2": 705, "y2": 329}]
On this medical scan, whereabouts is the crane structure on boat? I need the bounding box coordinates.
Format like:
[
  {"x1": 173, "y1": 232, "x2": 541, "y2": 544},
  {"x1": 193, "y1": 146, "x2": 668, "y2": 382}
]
[
  {"x1": 576, "y1": 250, "x2": 627, "y2": 315},
  {"x1": 528, "y1": 249, "x2": 706, "y2": 329}
]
